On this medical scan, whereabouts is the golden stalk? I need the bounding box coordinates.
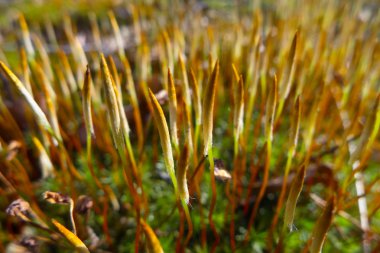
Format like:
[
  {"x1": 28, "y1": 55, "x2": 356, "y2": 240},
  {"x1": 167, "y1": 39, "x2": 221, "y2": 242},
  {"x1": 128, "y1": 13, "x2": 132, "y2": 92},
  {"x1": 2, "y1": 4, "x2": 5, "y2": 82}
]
[
  {"x1": 265, "y1": 75, "x2": 278, "y2": 143},
  {"x1": 58, "y1": 50, "x2": 77, "y2": 93},
  {"x1": 108, "y1": 11, "x2": 126, "y2": 61},
  {"x1": 202, "y1": 60, "x2": 219, "y2": 156},
  {"x1": 51, "y1": 219, "x2": 89, "y2": 253},
  {"x1": 43, "y1": 191, "x2": 77, "y2": 235},
  {"x1": 0, "y1": 61, "x2": 59, "y2": 141},
  {"x1": 20, "y1": 48, "x2": 33, "y2": 96},
  {"x1": 179, "y1": 54, "x2": 194, "y2": 153},
  {"x1": 233, "y1": 74, "x2": 245, "y2": 155},
  {"x1": 178, "y1": 53, "x2": 191, "y2": 108},
  {"x1": 276, "y1": 30, "x2": 298, "y2": 119},
  {"x1": 289, "y1": 96, "x2": 302, "y2": 155},
  {"x1": 18, "y1": 14, "x2": 35, "y2": 59},
  {"x1": 32, "y1": 34, "x2": 54, "y2": 81},
  {"x1": 89, "y1": 12, "x2": 102, "y2": 51},
  {"x1": 189, "y1": 68, "x2": 202, "y2": 126},
  {"x1": 177, "y1": 143, "x2": 190, "y2": 204},
  {"x1": 140, "y1": 219, "x2": 164, "y2": 253},
  {"x1": 35, "y1": 63, "x2": 61, "y2": 142},
  {"x1": 167, "y1": 68, "x2": 179, "y2": 149},
  {"x1": 109, "y1": 56, "x2": 130, "y2": 140},
  {"x1": 349, "y1": 94, "x2": 380, "y2": 164}
]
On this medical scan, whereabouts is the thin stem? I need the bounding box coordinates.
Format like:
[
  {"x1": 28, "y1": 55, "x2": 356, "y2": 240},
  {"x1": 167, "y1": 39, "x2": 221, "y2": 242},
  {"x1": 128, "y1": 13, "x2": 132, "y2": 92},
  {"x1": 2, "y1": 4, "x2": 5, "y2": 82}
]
[
  {"x1": 207, "y1": 148, "x2": 220, "y2": 252},
  {"x1": 189, "y1": 155, "x2": 207, "y2": 184},
  {"x1": 118, "y1": 148, "x2": 141, "y2": 253},
  {"x1": 125, "y1": 136, "x2": 147, "y2": 213},
  {"x1": 86, "y1": 134, "x2": 104, "y2": 190},
  {"x1": 245, "y1": 141, "x2": 271, "y2": 242},
  {"x1": 182, "y1": 198, "x2": 193, "y2": 246},
  {"x1": 69, "y1": 199, "x2": 77, "y2": 235},
  {"x1": 267, "y1": 147, "x2": 294, "y2": 247}
]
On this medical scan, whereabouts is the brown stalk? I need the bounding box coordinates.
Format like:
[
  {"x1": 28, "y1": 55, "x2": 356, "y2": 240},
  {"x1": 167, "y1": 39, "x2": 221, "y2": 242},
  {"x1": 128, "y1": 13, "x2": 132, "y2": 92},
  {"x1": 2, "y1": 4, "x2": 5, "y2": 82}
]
[
  {"x1": 123, "y1": 58, "x2": 144, "y2": 152},
  {"x1": 177, "y1": 143, "x2": 193, "y2": 245},
  {"x1": 82, "y1": 66, "x2": 105, "y2": 191},
  {"x1": 276, "y1": 30, "x2": 298, "y2": 120},
  {"x1": 245, "y1": 75, "x2": 277, "y2": 241},
  {"x1": 268, "y1": 96, "x2": 301, "y2": 245},
  {"x1": 309, "y1": 197, "x2": 335, "y2": 253}
]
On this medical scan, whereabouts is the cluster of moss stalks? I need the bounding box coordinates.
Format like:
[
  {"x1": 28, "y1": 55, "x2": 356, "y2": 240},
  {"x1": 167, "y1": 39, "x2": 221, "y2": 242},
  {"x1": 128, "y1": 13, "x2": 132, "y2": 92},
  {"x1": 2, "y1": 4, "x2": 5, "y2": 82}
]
[{"x1": 0, "y1": 0, "x2": 379, "y2": 252}]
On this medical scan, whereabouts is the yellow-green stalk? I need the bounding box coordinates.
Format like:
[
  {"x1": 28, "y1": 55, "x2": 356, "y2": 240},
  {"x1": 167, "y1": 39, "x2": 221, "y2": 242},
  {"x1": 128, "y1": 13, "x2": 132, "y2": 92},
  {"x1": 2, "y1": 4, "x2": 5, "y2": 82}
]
[
  {"x1": 283, "y1": 165, "x2": 306, "y2": 231},
  {"x1": 202, "y1": 60, "x2": 219, "y2": 156},
  {"x1": 148, "y1": 88, "x2": 178, "y2": 193},
  {"x1": 109, "y1": 56, "x2": 131, "y2": 140},
  {"x1": 100, "y1": 54, "x2": 123, "y2": 150},
  {"x1": 167, "y1": 68, "x2": 179, "y2": 150},
  {"x1": 270, "y1": 96, "x2": 301, "y2": 234},
  {"x1": 243, "y1": 34, "x2": 261, "y2": 142},
  {"x1": 177, "y1": 142, "x2": 190, "y2": 205}
]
